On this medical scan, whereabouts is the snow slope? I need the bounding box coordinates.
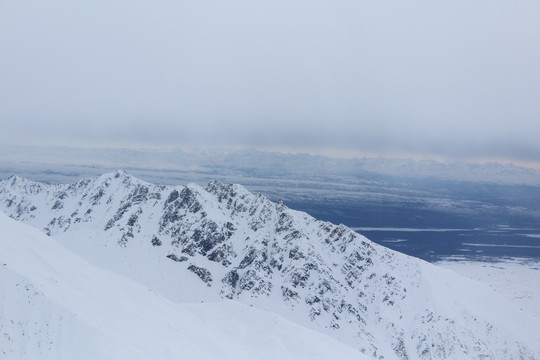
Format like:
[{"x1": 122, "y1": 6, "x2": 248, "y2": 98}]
[
  {"x1": 1, "y1": 171, "x2": 539, "y2": 359},
  {"x1": 436, "y1": 259, "x2": 540, "y2": 321},
  {"x1": 0, "y1": 211, "x2": 366, "y2": 360}
]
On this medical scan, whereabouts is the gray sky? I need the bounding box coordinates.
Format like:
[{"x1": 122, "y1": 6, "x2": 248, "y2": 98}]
[{"x1": 1, "y1": 0, "x2": 539, "y2": 166}]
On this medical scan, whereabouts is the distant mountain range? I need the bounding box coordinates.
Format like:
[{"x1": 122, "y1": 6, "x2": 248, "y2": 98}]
[
  {"x1": 1, "y1": 171, "x2": 538, "y2": 359},
  {"x1": 1, "y1": 145, "x2": 540, "y2": 185}
]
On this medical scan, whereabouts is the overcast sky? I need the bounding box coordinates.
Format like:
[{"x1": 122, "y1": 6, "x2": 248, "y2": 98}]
[{"x1": 1, "y1": 0, "x2": 539, "y2": 166}]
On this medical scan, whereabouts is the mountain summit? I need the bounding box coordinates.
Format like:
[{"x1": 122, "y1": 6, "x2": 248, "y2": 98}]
[{"x1": 1, "y1": 172, "x2": 538, "y2": 359}]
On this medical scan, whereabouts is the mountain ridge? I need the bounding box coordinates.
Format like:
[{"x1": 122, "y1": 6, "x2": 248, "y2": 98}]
[
  {"x1": 0, "y1": 211, "x2": 367, "y2": 360},
  {"x1": 1, "y1": 171, "x2": 538, "y2": 359}
]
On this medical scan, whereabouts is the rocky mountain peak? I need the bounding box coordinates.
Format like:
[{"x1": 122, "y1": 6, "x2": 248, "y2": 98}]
[{"x1": 2, "y1": 175, "x2": 44, "y2": 195}]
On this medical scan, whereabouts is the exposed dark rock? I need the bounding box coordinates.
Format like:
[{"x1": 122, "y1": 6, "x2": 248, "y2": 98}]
[
  {"x1": 207, "y1": 246, "x2": 232, "y2": 266},
  {"x1": 178, "y1": 187, "x2": 202, "y2": 213},
  {"x1": 166, "y1": 190, "x2": 179, "y2": 204},
  {"x1": 51, "y1": 200, "x2": 63, "y2": 210},
  {"x1": 127, "y1": 213, "x2": 138, "y2": 226},
  {"x1": 90, "y1": 189, "x2": 105, "y2": 205},
  {"x1": 238, "y1": 248, "x2": 257, "y2": 269},
  {"x1": 188, "y1": 265, "x2": 213, "y2": 286},
  {"x1": 289, "y1": 247, "x2": 305, "y2": 260},
  {"x1": 151, "y1": 236, "x2": 162, "y2": 246},
  {"x1": 166, "y1": 254, "x2": 188, "y2": 262}
]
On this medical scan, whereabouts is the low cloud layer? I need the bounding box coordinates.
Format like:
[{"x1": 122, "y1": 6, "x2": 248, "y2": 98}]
[{"x1": 1, "y1": 0, "x2": 539, "y2": 164}]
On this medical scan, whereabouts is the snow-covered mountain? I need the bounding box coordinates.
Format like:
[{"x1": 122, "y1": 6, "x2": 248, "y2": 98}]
[
  {"x1": 1, "y1": 171, "x2": 538, "y2": 359},
  {"x1": 0, "y1": 211, "x2": 366, "y2": 360}
]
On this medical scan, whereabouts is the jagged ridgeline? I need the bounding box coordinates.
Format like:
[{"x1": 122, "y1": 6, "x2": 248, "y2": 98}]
[{"x1": 0, "y1": 171, "x2": 538, "y2": 360}]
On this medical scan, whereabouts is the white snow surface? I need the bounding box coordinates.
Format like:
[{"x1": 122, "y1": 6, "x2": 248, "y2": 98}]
[
  {"x1": 1, "y1": 171, "x2": 539, "y2": 359},
  {"x1": 0, "y1": 212, "x2": 366, "y2": 360},
  {"x1": 436, "y1": 259, "x2": 540, "y2": 321}
]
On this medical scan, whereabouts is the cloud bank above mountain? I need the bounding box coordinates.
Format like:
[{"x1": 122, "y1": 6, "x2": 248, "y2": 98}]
[{"x1": 1, "y1": 0, "x2": 539, "y2": 164}]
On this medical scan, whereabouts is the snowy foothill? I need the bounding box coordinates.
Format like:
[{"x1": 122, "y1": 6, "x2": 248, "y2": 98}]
[{"x1": 0, "y1": 212, "x2": 366, "y2": 360}]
